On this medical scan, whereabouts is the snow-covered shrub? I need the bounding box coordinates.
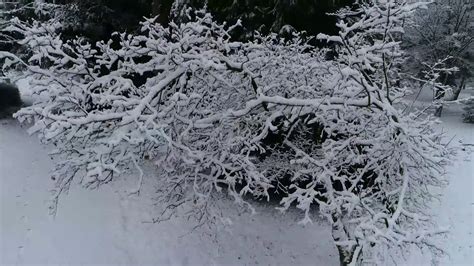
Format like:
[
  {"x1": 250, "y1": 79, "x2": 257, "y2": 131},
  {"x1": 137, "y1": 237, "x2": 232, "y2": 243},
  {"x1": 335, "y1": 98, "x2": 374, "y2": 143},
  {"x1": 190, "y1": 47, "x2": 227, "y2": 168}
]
[
  {"x1": 462, "y1": 97, "x2": 474, "y2": 123},
  {"x1": 3, "y1": 1, "x2": 458, "y2": 265}
]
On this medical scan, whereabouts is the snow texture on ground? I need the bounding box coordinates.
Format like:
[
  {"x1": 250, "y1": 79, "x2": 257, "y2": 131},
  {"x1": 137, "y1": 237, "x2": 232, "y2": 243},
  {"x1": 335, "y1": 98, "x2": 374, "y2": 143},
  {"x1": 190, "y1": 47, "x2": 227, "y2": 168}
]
[
  {"x1": 403, "y1": 87, "x2": 474, "y2": 266},
  {"x1": 0, "y1": 119, "x2": 337, "y2": 266}
]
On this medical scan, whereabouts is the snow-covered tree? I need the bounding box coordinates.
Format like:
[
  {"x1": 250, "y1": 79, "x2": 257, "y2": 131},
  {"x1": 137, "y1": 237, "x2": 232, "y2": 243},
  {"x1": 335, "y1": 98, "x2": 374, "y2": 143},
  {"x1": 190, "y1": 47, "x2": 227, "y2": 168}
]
[
  {"x1": 308, "y1": 1, "x2": 457, "y2": 264},
  {"x1": 404, "y1": 0, "x2": 473, "y2": 115},
  {"x1": 3, "y1": 1, "x2": 458, "y2": 265}
]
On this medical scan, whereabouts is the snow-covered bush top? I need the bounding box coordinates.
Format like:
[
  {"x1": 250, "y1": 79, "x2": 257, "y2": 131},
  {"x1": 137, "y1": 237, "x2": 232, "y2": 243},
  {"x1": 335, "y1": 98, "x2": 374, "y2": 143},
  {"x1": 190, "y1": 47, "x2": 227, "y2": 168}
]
[{"x1": 2, "y1": 2, "x2": 457, "y2": 265}]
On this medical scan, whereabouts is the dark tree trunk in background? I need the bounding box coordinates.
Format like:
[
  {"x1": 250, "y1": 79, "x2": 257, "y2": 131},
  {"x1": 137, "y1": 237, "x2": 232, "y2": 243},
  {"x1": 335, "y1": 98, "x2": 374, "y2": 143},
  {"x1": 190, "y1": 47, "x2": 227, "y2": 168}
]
[
  {"x1": 447, "y1": 76, "x2": 466, "y2": 101},
  {"x1": 434, "y1": 93, "x2": 444, "y2": 117},
  {"x1": 151, "y1": 0, "x2": 174, "y2": 25}
]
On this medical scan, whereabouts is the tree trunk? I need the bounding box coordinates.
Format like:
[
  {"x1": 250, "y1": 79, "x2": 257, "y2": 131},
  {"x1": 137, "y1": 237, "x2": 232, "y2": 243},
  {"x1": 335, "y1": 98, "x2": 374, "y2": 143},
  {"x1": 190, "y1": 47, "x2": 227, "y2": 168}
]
[
  {"x1": 434, "y1": 105, "x2": 443, "y2": 117},
  {"x1": 446, "y1": 76, "x2": 466, "y2": 101},
  {"x1": 337, "y1": 246, "x2": 350, "y2": 266},
  {"x1": 332, "y1": 215, "x2": 356, "y2": 266},
  {"x1": 434, "y1": 88, "x2": 445, "y2": 117},
  {"x1": 151, "y1": 0, "x2": 174, "y2": 26}
]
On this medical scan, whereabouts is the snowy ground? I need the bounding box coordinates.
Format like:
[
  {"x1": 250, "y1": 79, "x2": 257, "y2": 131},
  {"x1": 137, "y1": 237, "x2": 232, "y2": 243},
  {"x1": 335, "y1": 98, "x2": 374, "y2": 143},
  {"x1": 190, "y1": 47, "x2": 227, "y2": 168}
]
[
  {"x1": 0, "y1": 86, "x2": 473, "y2": 265},
  {"x1": 0, "y1": 119, "x2": 337, "y2": 265},
  {"x1": 404, "y1": 88, "x2": 474, "y2": 266},
  {"x1": 427, "y1": 115, "x2": 474, "y2": 266}
]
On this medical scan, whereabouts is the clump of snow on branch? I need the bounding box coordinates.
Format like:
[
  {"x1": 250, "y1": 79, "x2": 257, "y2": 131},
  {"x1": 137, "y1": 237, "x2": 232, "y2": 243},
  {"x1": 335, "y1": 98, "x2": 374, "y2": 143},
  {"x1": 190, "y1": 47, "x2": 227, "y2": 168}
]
[{"x1": 3, "y1": 2, "x2": 458, "y2": 265}]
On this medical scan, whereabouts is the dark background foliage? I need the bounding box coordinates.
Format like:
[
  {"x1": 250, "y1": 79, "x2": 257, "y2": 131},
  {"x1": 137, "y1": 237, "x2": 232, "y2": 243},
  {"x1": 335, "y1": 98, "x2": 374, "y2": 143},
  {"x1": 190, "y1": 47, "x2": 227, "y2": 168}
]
[{"x1": 30, "y1": 0, "x2": 355, "y2": 42}]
